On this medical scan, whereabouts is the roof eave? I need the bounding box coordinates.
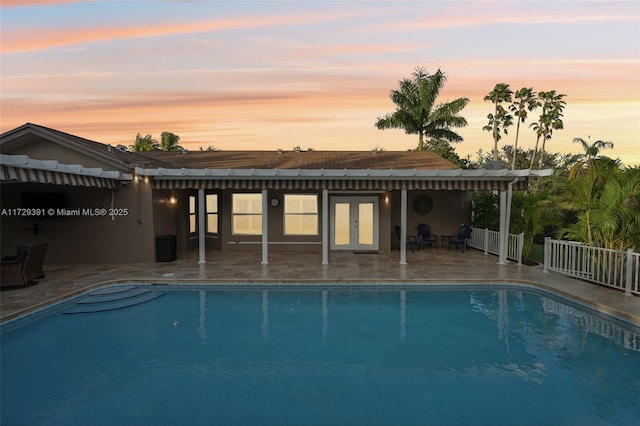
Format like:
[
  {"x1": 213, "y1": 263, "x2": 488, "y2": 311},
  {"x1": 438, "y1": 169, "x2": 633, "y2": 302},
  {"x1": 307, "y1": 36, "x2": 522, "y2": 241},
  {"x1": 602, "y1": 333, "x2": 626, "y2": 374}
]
[
  {"x1": 0, "y1": 153, "x2": 134, "y2": 180},
  {"x1": 135, "y1": 167, "x2": 554, "y2": 180}
]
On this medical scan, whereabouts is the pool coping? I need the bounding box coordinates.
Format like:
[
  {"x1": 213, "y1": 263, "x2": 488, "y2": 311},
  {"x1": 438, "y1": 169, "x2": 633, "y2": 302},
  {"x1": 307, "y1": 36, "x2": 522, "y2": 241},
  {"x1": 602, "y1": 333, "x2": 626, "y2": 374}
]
[{"x1": 3, "y1": 277, "x2": 639, "y2": 327}]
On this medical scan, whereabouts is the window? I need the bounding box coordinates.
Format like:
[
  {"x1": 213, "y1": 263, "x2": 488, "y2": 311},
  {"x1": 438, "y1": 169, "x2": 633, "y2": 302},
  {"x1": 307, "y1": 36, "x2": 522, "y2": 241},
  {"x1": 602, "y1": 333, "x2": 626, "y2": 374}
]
[
  {"x1": 284, "y1": 194, "x2": 318, "y2": 235},
  {"x1": 189, "y1": 195, "x2": 196, "y2": 233},
  {"x1": 206, "y1": 194, "x2": 218, "y2": 233},
  {"x1": 232, "y1": 193, "x2": 262, "y2": 235}
]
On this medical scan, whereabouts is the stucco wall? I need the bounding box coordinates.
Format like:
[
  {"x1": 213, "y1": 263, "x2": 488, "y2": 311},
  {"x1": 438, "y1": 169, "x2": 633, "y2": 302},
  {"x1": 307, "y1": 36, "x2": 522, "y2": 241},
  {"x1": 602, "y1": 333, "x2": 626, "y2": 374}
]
[
  {"x1": 213, "y1": 190, "x2": 392, "y2": 253},
  {"x1": 1, "y1": 182, "x2": 155, "y2": 263},
  {"x1": 390, "y1": 190, "x2": 473, "y2": 250}
]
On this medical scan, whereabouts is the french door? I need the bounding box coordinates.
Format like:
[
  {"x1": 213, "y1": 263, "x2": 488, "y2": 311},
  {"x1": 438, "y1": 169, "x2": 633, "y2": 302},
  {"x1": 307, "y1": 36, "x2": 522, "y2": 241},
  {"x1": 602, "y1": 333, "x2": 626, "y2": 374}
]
[{"x1": 330, "y1": 196, "x2": 379, "y2": 250}]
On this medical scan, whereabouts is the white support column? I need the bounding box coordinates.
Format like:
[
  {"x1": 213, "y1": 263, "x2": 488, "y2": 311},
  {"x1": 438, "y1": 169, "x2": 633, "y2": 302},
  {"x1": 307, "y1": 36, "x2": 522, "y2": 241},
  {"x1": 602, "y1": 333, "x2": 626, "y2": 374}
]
[
  {"x1": 499, "y1": 178, "x2": 518, "y2": 265},
  {"x1": 261, "y1": 189, "x2": 268, "y2": 265},
  {"x1": 322, "y1": 189, "x2": 329, "y2": 265},
  {"x1": 197, "y1": 188, "x2": 206, "y2": 264},
  {"x1": 498, "y1": 190, "x2": 507, "y2": 264},
  {"x1": 400, "y1": 188, "x2": 408, "y2": 265}
]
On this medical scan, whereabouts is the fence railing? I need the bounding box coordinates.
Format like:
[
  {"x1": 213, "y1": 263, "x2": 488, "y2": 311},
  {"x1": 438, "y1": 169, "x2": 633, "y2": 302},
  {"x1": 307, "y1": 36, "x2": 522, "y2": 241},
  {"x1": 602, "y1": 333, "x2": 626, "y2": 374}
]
[
  {"x1": 468, "y1": 227, "x2": 524, "y2": 264},
  {"x1": 544, "y1": 238, "x2": 640, "y2": 296}
]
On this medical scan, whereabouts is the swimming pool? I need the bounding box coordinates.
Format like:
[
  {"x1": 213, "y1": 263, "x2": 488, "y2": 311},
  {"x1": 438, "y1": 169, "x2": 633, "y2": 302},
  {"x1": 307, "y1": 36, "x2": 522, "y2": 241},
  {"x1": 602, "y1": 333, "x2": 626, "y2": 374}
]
[{"x1": 2, "y1": 284, "x2": 639, "y2": 425}]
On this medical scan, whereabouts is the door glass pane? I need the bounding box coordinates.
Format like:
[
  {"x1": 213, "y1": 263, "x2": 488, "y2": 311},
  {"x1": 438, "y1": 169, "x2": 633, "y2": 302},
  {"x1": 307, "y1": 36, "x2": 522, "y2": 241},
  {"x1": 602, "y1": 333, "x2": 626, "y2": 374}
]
[
  {"x1": 358, "y1": 202, "x2": 374, "y2": 245},
  {"x1": 334, "y1": 202, "x2": 350, "y2": 245}
]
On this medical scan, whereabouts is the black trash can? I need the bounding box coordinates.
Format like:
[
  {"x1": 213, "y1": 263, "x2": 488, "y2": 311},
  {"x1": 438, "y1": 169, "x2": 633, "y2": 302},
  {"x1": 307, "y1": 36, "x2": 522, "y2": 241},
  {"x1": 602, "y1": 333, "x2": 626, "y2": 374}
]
[{"x1": 156, "y1": 235, "x2": 176, "y2": 262}]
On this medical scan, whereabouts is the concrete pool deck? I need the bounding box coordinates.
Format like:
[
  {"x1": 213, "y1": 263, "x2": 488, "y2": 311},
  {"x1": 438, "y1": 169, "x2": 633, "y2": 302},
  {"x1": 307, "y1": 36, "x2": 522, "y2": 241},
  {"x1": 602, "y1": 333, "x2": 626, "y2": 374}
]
[{"x1": 1, "y1": 248, "x2": 639, "y2": 324}]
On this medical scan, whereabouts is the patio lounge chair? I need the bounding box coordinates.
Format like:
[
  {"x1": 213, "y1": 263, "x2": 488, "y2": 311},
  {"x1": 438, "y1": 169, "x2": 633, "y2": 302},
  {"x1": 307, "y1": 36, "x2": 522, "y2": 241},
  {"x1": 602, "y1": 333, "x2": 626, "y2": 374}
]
[
  {"x1": 447, "y1": 225, "x2": 472, "y2": 252},
  {"x1": 394, "y1": 225, "x2": 419, "y2": 253},
  {"x1": 417, "y1": 223, "x2": 438, "y2": 249},
  {"x1": 1, "y1": 242, "x2": 49, "y2": 288}
]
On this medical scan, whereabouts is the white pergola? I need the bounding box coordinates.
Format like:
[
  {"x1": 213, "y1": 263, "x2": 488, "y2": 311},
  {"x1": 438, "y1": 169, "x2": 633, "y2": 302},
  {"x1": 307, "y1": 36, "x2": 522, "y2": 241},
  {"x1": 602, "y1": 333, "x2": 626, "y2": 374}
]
[{"x1": 136, "y1": 166, "x2": 554, "y2": 266}]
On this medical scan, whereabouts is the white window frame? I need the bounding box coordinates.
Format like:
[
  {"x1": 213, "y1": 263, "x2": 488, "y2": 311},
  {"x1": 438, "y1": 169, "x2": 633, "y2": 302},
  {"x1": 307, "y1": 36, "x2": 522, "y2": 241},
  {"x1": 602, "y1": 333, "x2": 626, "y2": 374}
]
[
  {"x1": 284, "y1": 194, "x2": 319, "y2": 236},
  {"x1": 232, "y1": 193, "x2": 263, "y2": 235},
  {"x1": 206, "y1": 193, "x2": 218, "y2": 234},
  {"x1": 188, "y1": 195, "x2": 197, "y2": 234}
]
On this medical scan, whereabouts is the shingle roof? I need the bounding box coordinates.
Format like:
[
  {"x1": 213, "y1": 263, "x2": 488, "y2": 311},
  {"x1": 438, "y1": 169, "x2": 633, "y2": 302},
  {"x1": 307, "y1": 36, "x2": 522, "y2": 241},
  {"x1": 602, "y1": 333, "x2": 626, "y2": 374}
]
[
  {"x1": 0, "y1": 123, "x2": 171, "y2": 169},
  {"x1": 140, "y1": 150, "x2": 459, "y2": 170}
]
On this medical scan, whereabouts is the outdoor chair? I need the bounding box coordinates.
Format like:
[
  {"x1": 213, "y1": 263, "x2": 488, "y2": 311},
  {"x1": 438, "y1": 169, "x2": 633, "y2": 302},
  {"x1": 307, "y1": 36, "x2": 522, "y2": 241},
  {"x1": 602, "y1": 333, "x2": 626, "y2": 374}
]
[
  {"x1": 417, "y1": 223, "x2": 438, "y2": 249},
  {"x1": 447, "y1": 225, "x2": 472, "y2": 252},
  {"x1": 1, "y1": 242, "x2": 49, "y2": 288},
  {"x1": 394, "y1": 225, "x2": 419, "y2": 253}
]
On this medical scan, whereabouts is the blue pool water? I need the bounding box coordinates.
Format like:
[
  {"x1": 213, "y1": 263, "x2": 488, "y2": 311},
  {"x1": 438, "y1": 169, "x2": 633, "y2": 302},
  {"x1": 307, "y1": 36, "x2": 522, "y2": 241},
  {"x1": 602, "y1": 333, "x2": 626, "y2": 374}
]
[{"x1": 2, "y1": 284, "x2": 639, "y2": 425}]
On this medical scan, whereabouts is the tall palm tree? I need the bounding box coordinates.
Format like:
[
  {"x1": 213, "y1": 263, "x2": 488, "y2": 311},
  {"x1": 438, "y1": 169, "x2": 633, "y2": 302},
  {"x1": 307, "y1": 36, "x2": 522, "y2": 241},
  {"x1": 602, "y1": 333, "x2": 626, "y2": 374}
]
[
  {"x1": 160, "y1": 132, "x2": 183, "y2": 151},
  {"x1": 130, "y1": 133, "x2": 159, "y2": 152},
  {"x1": 508, "y1": 87, "x2": 538, "y2": 169},
  {"x1": 568, "y1": 136, "x2": 614, "y2": 180},
  {"x1": 483, "y1": 83, "x2": 513, "y2": 161},
  {"x1": 482, "y1": 110, "x2": 513, "y2": 161},
  {"x1": 536, "y1": 90, "x2": 566, "y2": 168},
  {"x1": 375, "y1": 67, "x2": 469, "y2": 151}
]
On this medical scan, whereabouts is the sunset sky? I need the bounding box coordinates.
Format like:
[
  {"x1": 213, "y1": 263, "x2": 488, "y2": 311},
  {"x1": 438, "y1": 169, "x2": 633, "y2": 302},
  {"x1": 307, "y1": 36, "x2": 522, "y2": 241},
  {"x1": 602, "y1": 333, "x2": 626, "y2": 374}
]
[{"x1": 1, "y1": 1, "x2": 638, "y2": 166}]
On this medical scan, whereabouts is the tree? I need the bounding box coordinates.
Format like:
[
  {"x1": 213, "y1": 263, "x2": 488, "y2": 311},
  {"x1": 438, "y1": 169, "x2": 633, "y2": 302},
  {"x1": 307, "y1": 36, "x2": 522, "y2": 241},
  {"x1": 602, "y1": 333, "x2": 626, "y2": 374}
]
[
  {"x1": 560, "y1": 158, "x2": 630, "y2": 248},
  {"x1": 471, "y1": 191, "x2": 500, "y2": 230},
  {"x1": 423, "y1": 139, "x2": 466, "y2": 167},
  {"x1": 160, "y1": 132, "x2": 183, "y2": 151},
  {"x1": 199, "y1": 145, "x2": 219, "y2": 152},
  {"x1": 483, "y1": 83, "x2": 513, "y2": 161},
  {"x1": 130, "y1": 133, "x2": 159, "y2": 152},
  {"x1": 375, "y1": 67, "x2": 469, "y2": 151},
  {"x1": 508, "y1": 87, "x2": 538, "y2": 169},
  {"x1": 510, "y1": 190, "x2": 562, "y2": 261},
  {"x1": 529, "y1": 90, "x2": 566, "y2": 169},
  {"x1": 568, "y1": 136, "x2": 614, "y2": 180}
]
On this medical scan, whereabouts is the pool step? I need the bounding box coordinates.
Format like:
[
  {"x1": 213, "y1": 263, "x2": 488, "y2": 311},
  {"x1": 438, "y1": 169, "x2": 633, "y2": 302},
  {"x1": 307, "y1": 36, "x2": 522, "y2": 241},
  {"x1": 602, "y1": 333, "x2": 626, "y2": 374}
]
[
  {"x1": 77, "y1": 287, "x2": 152, "y2": 304},
  {"x1": 63, "y1": 287, "x2": 166, "y2": 314}
]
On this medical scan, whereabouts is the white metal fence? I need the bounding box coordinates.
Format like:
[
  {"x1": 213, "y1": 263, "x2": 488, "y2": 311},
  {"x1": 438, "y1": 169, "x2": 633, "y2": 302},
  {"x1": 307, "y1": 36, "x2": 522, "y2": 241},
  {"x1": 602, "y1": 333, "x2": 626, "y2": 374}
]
[
  {"x1": 468, "y1": 227, "x2": 524, "y2": 264},
  {"x1": 544, "y1": 238, "x2": 640, "y2": 296}
]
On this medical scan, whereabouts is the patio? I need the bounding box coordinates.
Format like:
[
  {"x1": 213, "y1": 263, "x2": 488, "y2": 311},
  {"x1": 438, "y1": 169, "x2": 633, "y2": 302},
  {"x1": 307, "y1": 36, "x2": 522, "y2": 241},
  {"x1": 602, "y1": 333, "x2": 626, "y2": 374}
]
[{"x1": 1, "y1": 248, "x2": 639, "y2": 324}]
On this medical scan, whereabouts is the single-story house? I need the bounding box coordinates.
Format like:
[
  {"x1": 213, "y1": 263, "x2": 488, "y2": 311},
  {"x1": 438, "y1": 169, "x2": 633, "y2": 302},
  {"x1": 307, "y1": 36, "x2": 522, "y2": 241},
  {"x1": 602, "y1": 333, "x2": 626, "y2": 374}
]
[{"x1": 0, "y1": 123, "x2": 552, "y2": 266}]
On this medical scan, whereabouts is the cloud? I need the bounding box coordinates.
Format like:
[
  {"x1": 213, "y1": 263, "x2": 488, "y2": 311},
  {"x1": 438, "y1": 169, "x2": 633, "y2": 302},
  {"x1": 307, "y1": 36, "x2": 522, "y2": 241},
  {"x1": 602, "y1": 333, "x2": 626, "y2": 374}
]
[
  {"x1": 2, "y1": 9, "x2": 382, "y2": 53},
  {"x1": 1, "y1": 0, "x2": 85, "y2": 6},
  {"x1": 374, "y1": 3, "x2": 637, "y2": 33}
]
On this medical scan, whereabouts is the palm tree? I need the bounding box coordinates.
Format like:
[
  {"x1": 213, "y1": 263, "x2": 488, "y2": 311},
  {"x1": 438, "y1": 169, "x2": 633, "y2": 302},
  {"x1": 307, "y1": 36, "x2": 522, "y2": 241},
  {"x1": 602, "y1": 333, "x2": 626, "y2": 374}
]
[
  {"x1": 482, "y1": 110, "x2": 513, "y2": 161},
  {"x1": 483, "y1": 83, "x2": 513, "y2": 161},
  {"x1": 561, "y1": 158, "x2": 623, "y2": 247},
  {"x1": 160, "y1": 132, "x2": 183, "y2": 151},
  {"x1": 508, "y1": 88, "x2": 538, "y2": 169},
  {"x1": 568, "y1": 136, "x2": 615, "y2": 180},
  {"x1": 536, "y1": 90, "x2": 566, "y2": 168},
  {"x1": 510, "y1": 190, "x2": 561, "y2": 261},
  {"x1": 130, "y1": 133, "x2": 159, "y2": 152},
  {"x1": 375, "y1": 67, "x2": 469, "y2": 151}
]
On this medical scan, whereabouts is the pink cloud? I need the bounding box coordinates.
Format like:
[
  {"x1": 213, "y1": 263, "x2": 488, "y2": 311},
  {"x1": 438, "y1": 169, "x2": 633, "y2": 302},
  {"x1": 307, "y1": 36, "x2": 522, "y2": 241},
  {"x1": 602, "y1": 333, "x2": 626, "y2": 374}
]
[
  {"x1": 1, "y1": 0, "x2": 85, "y2": 6},
  {"x1": 2, "y1": 9, "x2": 382, "y2": 53},
  {"x1": 374, "y1": 3, "x2": 637, "y2": 33}
]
